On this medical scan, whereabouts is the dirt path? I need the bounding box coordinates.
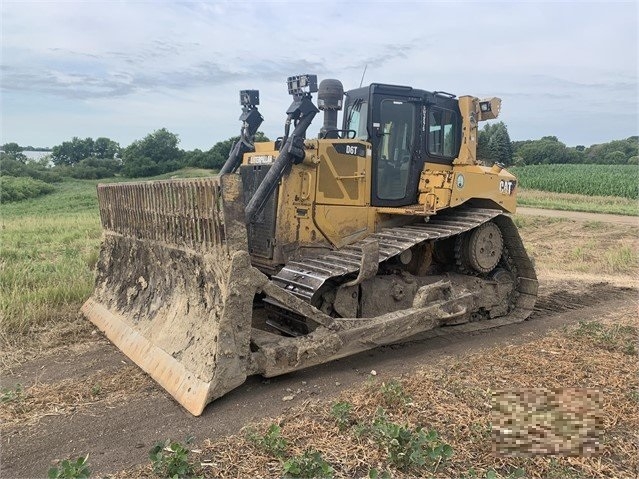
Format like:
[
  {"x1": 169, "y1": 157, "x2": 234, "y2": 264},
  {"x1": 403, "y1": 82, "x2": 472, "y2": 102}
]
[
  {"x1": 1, "y1": 280, "x2": 635, "y2": 478},
  {"x1": 517, "y1": 206, "x2": 638, "y2": 226}
]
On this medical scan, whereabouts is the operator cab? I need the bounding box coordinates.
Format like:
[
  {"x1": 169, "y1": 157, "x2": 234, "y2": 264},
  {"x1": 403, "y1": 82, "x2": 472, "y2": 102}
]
[{"x1": 343, "y1": 84, "x2": 462, "y2": 207}]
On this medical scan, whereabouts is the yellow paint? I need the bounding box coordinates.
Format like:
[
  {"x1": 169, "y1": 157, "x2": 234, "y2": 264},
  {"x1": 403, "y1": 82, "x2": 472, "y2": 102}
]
[{"x1": 241, "y1": 93, "x2": 518, "y2": 270}]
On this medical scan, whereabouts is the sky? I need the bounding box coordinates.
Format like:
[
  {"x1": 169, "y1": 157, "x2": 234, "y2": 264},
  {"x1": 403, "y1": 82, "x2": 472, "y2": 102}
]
[{"x1": 1, "y1": 1, "x2": 637, "y2": 151}]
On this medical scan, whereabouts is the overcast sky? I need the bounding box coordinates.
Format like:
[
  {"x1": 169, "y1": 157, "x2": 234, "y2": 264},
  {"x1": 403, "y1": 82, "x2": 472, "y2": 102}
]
[{"x1": 1, "y1": 1, "x2": 637, "y2": 150}]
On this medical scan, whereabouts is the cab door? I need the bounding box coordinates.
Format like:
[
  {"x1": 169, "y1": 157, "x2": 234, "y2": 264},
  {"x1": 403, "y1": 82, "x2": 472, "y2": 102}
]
[{"x1": 370, "y1": 94, "x2": 422, "y2": 207}]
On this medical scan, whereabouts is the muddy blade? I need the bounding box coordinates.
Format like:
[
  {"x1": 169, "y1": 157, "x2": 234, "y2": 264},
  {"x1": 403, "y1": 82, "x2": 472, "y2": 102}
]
[
  {"x1": 82, "y1": 298, "x2": 217, "y2": 415},
  {"x1": 82, "y1": 176, "x2": 264, "y2": 415}
]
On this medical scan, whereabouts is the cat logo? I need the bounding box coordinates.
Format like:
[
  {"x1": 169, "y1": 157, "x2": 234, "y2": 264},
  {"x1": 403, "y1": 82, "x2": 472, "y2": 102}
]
[{"x1": 499, "y1": 179, "x2": 516, "y2": 195}]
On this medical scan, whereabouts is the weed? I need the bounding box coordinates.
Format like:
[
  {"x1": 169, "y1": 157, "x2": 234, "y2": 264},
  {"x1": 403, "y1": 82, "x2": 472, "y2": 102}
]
[
  {"x1": 627, "y1": 388, "x2": 639, "y2": 402},
  {"x1": 352, "y1": 422, "x2": 369, "y2": 438},
  {"x1": 380, "y1": 380, "x2": 411, "y2": 407},
  {"x1": 84, "y1": 250, "x2": 99, "y2": 271},
  {"x1": 583, "y1": 221, "x2": 605, "y2": 230},
  {"x1": 247, "y1": 424, "x2": 288, "y2": 458},
  {"x1": 461, "y1": 468, "x2": 480, "y2": 478},
  {"x1": 484, "y1": 468, "x2": 526, "y2": 479},
  {"x1": 571, "y1": 321, "x2": 637, "y2": 355},
  {"x1": 511, "y1": 216, "x2": 526, "y2": 228},
  {"x1": 469, "y1": 421, "x2": 491, "y2": 440},
  {"x1": 282, "y1": 449, "x2": 334, "y2": 478},
  {"x1": 330, "y1": 401, "x2": 353, "y2": 431},
  {"x1": 90, "y1": 383, "x2": 101, "y2": 397},
  {"x1": 372, "y1": 408, "x2": 453, "y2": 471},
  {"x1": 604, "y1": 245, "x2": 637, "y2": 273},
  {"x1": 368, "y1": 467, "x2": 392, "y2": 479},
  {"x1": 366, "y1": 374, "x2": 378, "y2": 387},
  {"x1": 546, "y1": 457, "x2": 580, "y2": 478},
  {"x1": 1, "y1": 383, "x2": 24, "y2": 403},
  {"x1": 570, "y1": 246, "x2": 586, "y2": 262},
  {"x1": 47, "y1": 455, "x2": 90, "y2": 479},
  {"x1": 149, "y1": 438, "x2": 197, "y2": 478}
]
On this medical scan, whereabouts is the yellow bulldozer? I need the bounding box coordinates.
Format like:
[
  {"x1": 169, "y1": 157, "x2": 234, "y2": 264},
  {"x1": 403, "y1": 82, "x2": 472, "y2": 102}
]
[{"x1": 82, "y1": 75, "x2": 537, "y2": 415}]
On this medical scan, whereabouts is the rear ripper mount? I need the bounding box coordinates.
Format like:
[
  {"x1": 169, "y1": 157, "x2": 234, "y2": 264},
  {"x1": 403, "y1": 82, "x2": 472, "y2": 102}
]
[{"x1": 83, "y1": 174, "x2": 537, "y2": 415}]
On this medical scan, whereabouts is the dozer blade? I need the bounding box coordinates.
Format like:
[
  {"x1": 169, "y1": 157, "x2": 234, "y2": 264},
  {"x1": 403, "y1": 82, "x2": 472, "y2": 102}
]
[{"x1": 82, "y1": 175, "x2": 266, "y2": 416}]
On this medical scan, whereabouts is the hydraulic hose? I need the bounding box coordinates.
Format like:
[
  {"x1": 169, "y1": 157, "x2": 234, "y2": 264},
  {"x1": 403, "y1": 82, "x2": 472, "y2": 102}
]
[
  {"x1": 245, "y1": 111, "x2": 317, "y2": 223},
  {"x1": 219, "y1": 107, "x2": 263, "y2": 175}
]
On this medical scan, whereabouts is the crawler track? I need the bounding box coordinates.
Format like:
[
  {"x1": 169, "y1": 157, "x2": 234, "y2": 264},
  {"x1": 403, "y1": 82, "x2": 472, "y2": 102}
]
[{"x1": 271, "y1": 207, "x2": 538, "y2": 322}]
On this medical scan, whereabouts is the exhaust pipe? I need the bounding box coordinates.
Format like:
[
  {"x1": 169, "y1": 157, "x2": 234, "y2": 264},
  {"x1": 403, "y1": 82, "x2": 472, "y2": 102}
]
[{"x1": 318, "y1": 79, "x2": 344, "y2": 139}]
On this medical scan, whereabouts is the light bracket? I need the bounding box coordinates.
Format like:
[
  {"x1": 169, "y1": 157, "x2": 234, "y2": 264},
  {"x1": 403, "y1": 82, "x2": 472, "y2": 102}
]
[
  {"x1": 240, "y1": 90, "x2": 259, "y2": 107},
  {"x1": 287, "y1": 75, "x2": 318, "y2": 96}
]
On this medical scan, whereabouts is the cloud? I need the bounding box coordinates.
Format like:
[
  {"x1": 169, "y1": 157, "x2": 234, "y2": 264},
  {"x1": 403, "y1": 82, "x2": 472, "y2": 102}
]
[
  {"x1": 531, "y1": 74, "x2": 637, "y2": 93},
  {"x1": 1, "y1": 1, "x2": 637, "y2": 148},
  {"x1": 0, "y1": 54, "x2": 331, "y2": 100}
]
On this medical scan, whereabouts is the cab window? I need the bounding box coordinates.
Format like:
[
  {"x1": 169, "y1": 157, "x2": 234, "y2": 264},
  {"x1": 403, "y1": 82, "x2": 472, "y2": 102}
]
[
  {"x1": 377, "y1": 100, "x2": 415, "y2": 200},
  {"x1": 428, "y1": 108, "x2": 457, "y2": 157},
  {"x1": 345, "y1": 100, "x2": 368, "y2": 139}
]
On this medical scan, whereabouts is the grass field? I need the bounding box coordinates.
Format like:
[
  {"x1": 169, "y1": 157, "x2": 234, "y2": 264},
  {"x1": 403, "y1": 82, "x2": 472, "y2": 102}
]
[
  {"x1": 0, "y1": 169, "x2": 215, "y2": 339},
  {"x1": 518, "y1": 189, "x2": 639, "y2": 216}
]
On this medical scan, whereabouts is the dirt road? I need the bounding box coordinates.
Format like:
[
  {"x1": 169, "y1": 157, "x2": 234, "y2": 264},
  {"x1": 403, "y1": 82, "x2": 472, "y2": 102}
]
[
  {"x1": 1, "y1": 280, "x2": 636, "y2": 478},
  {"x1": 517, "y1": 206, "x2": 638, "y2": 226}
]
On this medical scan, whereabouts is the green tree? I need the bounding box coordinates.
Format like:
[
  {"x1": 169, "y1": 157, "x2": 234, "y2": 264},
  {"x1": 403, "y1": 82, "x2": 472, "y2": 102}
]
[
  {"x1": 585, "y1": 137, "x2": 638, "y2": 163},
  {"x1": 182, "y1": 148, "x2": 211, "y2": 168},
  {"x1": 51, "y1": 137, "x2": 95, "y2": 166},
  {"x1": 487, "y1": 122, "x2": 514, "y2": 165},
  {"x1": 515, "y1": 136, "x2": 578, "y2": 165},
  {"x1": 477, "y1": 122, "x2": 513, "y2": 165},
  {"x1": 603, "y1": 150, "x2": 627, "y2": 164},
  {"x1": 122, "y1": 128, "x2": 183, "y2": 177},
  {"x1": 93, "y1": 137, "x2": 120, "y2": 159},
  {"x1": 1, "y1": 142, "x2": 27, "y2": 163},
  {"x1": 51, "y1": 136, "x2": 120, "y2": 166},
  {"x1": 476, "y1": 124, "x2": 495, "y2": 162},
  {"x1": 183, "y1": 131, "x2": 270, "y2": 170},
  {"x1": 564, "y1": 147, "x2": 585, "y2": 164}
]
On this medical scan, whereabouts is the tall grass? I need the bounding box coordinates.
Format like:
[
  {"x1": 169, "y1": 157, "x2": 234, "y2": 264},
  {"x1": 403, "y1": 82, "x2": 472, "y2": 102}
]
[
  {"x1": 517, "y1": 189, "x2": 639, "y2": 216},
  {"x1": 0, "y1": 169, "x2": 216, "y2": 336},
  {"x1": 0, "y1": 176, "x2": 56, "y2": 202},
  {"x1": 1, "y1": 180, "x2": 101, "y2": 334}
]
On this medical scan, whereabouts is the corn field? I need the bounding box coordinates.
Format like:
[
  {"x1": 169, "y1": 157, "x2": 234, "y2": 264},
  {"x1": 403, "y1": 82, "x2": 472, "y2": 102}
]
[{"x1": 510, "y1": 164, "x2": 639, "y2": 199}]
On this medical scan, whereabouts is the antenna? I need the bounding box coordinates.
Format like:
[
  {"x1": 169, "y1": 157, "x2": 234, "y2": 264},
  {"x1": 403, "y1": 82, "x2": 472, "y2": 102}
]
[{"x1": 359, "y1": 64, "x2": 368, "y2": 88}]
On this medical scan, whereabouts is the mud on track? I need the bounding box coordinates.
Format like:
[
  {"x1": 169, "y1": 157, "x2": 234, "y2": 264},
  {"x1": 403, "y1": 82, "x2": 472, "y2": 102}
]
[{"x1": 1, "y1": 279, "x2": 636, "y2": 478}]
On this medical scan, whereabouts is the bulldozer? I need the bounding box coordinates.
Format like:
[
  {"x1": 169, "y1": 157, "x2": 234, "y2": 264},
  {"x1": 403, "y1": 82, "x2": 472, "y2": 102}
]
[{"x1": 82, "y1": 75, "x2": 538, "y2": 416}]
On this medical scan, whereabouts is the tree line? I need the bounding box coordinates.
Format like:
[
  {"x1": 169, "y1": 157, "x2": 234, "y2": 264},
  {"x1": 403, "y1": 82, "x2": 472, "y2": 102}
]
[
  {"x1": 1, "y1": 129, "x2": 269, "y2": 181},
  {"x1": 477, "y1": 123, "x2": 638, "y2": 166},
  {"x1": 1, "y1": 124, "x2": 637, "y2": 185}
]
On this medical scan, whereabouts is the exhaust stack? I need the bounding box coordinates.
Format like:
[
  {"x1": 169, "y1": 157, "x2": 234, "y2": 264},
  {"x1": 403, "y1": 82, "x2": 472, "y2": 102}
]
[{"x1": 318, "y1": 79, "x2": 344, "y2": 139}]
